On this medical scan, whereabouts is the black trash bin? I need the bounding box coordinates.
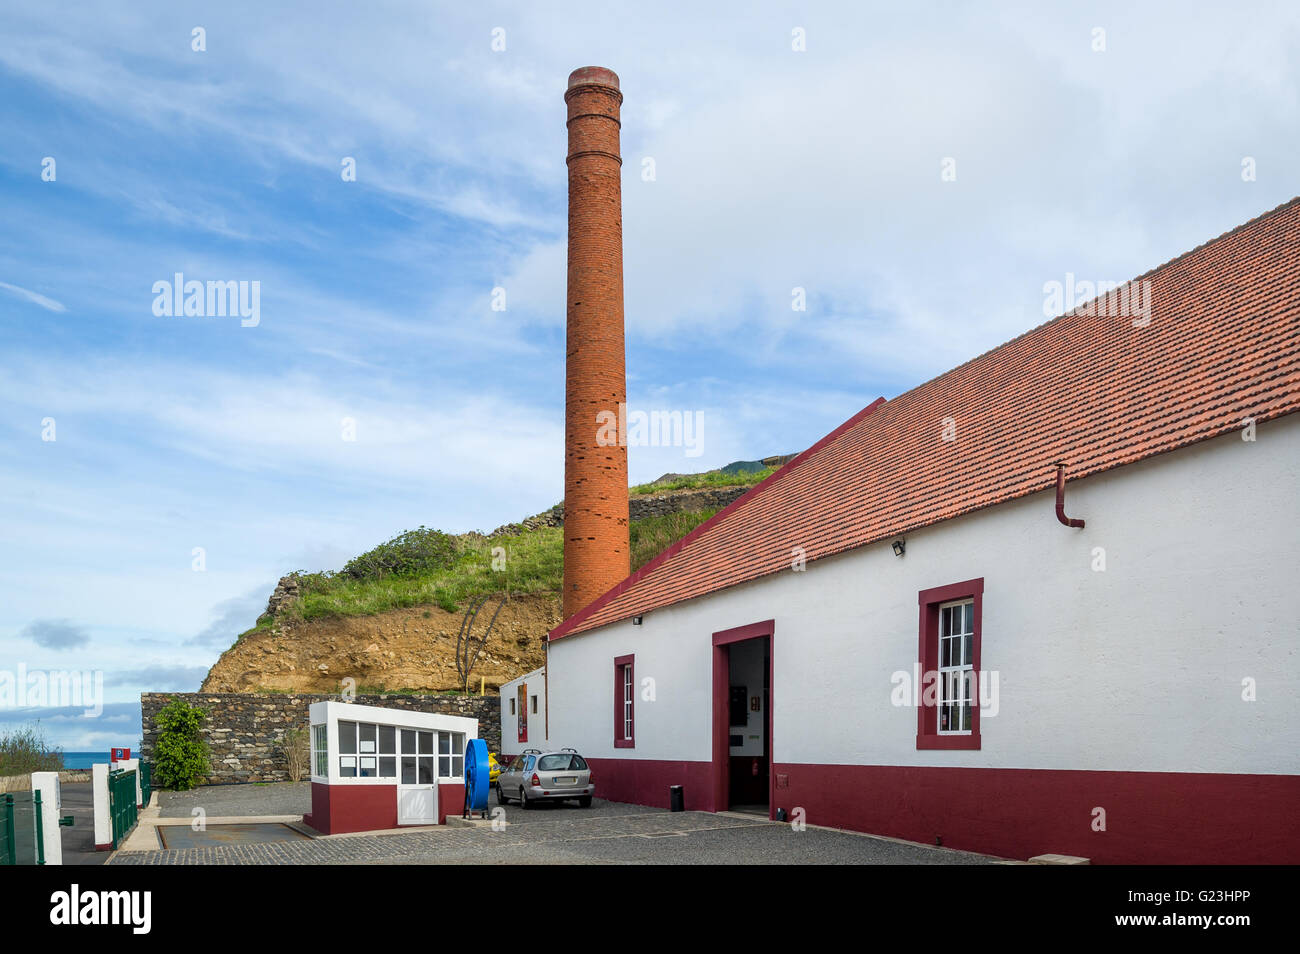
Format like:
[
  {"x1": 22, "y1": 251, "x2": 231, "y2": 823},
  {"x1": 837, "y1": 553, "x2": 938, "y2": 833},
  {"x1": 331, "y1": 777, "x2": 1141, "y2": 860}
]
[{"x1": 669, "y1": 784, "x2": 684, "y2": 812}]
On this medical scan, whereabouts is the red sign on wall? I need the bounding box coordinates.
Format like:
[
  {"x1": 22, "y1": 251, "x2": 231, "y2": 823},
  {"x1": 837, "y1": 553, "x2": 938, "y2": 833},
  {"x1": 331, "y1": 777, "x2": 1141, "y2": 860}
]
[
  {"x1": 518, "y1": 683, "x2": 528, "y2": 743},
  {"x1": 109, "y1": 747, "x2": 130, "y2": 762}
]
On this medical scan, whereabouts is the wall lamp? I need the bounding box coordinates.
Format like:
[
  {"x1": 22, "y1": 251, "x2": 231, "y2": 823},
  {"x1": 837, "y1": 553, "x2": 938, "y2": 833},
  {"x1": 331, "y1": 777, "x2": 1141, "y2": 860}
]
[
  {"x1": 632, "y1": 615, "x2": 643, "y2": 625},
  {"x1": 891, "y1": 540, "x2": 906, "y2": 557}
]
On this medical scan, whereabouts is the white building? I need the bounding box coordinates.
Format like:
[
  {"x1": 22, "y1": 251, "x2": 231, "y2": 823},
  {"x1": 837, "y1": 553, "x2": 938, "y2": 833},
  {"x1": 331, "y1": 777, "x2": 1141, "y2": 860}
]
[
  {"x1": 499, "y1": 667, "x2": 547, "y2": 759},
  {"x1": 545, "y1": 199, "x2": 1300, "y2": 864}
]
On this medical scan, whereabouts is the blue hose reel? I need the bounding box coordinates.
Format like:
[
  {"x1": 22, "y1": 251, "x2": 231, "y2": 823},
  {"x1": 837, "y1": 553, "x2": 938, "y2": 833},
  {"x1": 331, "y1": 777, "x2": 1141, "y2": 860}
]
[{"x1": 463, "y1": 738, "x2": 490, "y2": 818}]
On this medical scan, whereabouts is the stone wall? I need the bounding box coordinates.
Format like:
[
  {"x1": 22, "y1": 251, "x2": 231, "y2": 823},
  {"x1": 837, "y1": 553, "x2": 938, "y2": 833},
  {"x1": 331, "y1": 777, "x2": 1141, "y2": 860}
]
[
  {"x1": 628, "y1": 486, "x2": 750, "y2": 520},
  {"x1": 141, "y1": 692, "x2": 501, "y2": 785}
]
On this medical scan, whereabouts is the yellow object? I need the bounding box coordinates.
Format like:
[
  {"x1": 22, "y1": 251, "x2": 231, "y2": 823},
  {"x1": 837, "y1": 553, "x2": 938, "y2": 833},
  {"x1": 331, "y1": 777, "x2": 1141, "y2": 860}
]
[
  {"x1": 488, "y1": 752, "x2": 501, "y2": 783},
  {"x1": 480, "y1": 676, "x2": 485, "y2": 696}
]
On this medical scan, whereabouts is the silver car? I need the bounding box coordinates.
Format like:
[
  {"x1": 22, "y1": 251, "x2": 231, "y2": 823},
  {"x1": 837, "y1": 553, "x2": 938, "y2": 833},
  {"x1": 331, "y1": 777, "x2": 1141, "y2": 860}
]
[{"x1": 496, "y1": 747, "x2": 594, "y2": 808}]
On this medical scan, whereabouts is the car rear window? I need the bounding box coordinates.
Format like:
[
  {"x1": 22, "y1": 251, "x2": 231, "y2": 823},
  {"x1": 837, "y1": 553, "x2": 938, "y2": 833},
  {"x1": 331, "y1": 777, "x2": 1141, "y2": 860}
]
[{"x1": 538, "y1": 754, "x2": 587, "y2": 771}]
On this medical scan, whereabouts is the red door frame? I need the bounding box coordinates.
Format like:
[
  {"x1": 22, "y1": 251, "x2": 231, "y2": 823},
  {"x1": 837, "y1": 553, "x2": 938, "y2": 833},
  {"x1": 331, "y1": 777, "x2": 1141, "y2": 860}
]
[{"x1": 711, "y1": 619, "x2": 775, "y2": 815}]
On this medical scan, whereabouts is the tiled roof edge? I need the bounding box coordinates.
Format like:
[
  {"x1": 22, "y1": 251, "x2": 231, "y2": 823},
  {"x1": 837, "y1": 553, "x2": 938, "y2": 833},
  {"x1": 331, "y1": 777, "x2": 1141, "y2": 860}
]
[{"x1": 548, "y1": 396, "x2": 887, "y2": 640}]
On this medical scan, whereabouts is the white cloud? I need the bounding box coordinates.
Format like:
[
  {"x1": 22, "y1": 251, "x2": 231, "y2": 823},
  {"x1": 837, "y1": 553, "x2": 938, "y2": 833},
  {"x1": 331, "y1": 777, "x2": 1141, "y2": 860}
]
[
  {"x1": 0, "y1": 281, "x2": 66, "y2": 313},
  {"x1": 0, "y1": 355, "x2": 561, "y2": 492}
]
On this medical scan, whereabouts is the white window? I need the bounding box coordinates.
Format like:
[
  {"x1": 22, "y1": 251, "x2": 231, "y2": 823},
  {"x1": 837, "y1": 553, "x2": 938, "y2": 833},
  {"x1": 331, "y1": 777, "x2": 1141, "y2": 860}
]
[
  {"x1": 938, "y1": 599, "x2": 975, "y2": 734},
  {"x1": 622, "y1": 665, "x2": 633, "y2": 740},
  {"x1": 312, "y1": 724, "x2": 327, "y2": 778},
  {"x1": 338, "y1": 721, "x2": 397, "y2": 777},
  {"x1": 438, "y1": 732, "x2": 465, "y2": 779},
  {"x1": 378, "y1": 725, "x2": 397, "y2": 778},
  {"x1": 399, "y1": 729, "x2": 436, "y2": 784},
  {"x1": 338, "y1": 720, "x2": 358, "y2": 776}
]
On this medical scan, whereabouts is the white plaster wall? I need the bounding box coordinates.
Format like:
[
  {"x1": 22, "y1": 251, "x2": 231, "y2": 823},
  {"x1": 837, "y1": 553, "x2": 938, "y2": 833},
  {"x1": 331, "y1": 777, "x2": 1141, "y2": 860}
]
[
  {"x1": 549, "y1": 414, "x2": 1300, "y2": 775},
  {"x1": 498, "y1": 667, "x2": 546, "y2": 756},
  {"x1": 91, "y1": 763, "x2": 110, "y2": 847}
]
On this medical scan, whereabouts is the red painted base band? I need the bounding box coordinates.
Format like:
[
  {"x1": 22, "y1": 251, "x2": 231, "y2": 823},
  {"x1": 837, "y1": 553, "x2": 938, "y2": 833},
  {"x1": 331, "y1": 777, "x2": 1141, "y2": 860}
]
[
  {"x1": 95, "y1": 843, "x2": 112, "y2": 851},
  {"x1": 304, "y1": 781, "x2": 463, "y2": 833},
  {"x1": 585, "y1": 757, "x2": 715, "y2": 811},
  {"x1": 438, "y1": 782, "x2": 463, "y2": 825},
  {"x1": 586, "y1": 758, "x2": 1300, "y2": 864},
  {"x1": 304, "y1": 782, "x2": 397, "y2": 834},
  {"x1": 777, "y1": 762, "x2": 1300, "y2": 865}
]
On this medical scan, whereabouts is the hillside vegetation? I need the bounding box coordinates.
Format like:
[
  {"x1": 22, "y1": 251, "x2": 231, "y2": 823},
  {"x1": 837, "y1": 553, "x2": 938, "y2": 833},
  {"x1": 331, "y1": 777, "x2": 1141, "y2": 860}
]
[
  {"x1": 270, "y1": 507, "x2": 717, "y2": 629},
  {"x1": 630, "y1": 465, "x2": 777, "y2": 496},
  {"x1": 203, "y1": 457, "x2": 784, "y2": 694}
]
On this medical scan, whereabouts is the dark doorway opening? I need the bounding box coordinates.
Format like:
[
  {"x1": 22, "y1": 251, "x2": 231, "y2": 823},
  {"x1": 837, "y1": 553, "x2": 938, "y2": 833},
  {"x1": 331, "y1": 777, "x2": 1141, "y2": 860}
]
[{"x1": 711, "y1": 621, "x2": 774, "y2": 816}]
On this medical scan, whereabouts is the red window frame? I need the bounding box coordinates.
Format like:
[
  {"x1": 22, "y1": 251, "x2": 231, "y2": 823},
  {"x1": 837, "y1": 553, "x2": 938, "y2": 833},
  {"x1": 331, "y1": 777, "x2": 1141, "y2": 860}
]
[
  {"x1": 614, "y1": 654, "x2": 635, "y2": 748},
  {"x1": 916, "y1": 577, "x2": 983, "y2": 750}
]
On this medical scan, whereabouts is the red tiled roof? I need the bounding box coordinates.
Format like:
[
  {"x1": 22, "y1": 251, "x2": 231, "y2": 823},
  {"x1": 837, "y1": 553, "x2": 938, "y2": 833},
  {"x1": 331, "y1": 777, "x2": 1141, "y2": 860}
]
[{"x1": 551, "y1": 198, "x2": 1300, "y2": 640}]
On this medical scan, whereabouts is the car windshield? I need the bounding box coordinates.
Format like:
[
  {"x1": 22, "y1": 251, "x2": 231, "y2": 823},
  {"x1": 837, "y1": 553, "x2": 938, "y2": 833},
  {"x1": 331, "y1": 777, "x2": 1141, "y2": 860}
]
[{"x1": 538, "y1": 754, "x2": 586, "y2": 771}]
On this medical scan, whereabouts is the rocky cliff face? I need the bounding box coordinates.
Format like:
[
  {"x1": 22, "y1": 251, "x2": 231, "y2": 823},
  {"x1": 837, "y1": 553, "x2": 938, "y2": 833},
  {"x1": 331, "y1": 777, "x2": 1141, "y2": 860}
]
[{"x1": 200, "y1": 593, "x2": 559, "y2": 694}]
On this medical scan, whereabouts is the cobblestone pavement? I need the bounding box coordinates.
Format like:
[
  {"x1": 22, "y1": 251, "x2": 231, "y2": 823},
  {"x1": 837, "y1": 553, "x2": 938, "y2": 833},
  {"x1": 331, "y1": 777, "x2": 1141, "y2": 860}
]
[
  {"x1": 110, "y1": 799, "x2": 1000, "y2": 865},
  {"x1": 483, "y1": 795, "x2": 661, "y2": 825}
]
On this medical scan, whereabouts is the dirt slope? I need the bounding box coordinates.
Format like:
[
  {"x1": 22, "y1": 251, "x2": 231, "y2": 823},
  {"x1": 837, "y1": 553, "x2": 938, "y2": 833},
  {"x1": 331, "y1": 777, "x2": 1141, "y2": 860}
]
[{"x1": 200, "y1": 593, "x2": 559, "y2": 694}]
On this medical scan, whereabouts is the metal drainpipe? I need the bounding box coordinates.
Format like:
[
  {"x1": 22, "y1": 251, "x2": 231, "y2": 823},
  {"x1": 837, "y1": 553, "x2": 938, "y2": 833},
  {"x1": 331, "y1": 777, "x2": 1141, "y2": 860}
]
[{"x1": 1054, "y1": 463, "x2": 1085, "y2": 528}]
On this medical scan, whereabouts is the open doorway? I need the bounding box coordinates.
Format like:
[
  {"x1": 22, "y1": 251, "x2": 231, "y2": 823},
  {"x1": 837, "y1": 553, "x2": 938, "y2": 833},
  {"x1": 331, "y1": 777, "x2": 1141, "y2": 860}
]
[{"x1": 711, "y1": 621, "x2": 773, "y2": 817}]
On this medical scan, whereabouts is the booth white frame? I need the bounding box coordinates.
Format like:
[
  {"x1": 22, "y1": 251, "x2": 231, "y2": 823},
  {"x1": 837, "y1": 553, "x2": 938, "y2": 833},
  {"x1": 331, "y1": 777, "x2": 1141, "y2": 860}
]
[{"x1": 308, "y1": 701, "x2": 478, "y2": 826}]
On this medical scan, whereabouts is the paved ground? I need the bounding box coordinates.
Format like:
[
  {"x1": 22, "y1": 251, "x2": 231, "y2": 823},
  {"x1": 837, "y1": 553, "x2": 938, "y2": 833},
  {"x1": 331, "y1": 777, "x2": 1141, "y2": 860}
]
[
  {"x1": 58, "y1": 782, "x2": 107, "y2": 865},
  {"x1": 110, "y1": 792, "x2": 1001, "y2": 865},
  {"x1": 157, "y1": 781, "x2": 311, "y2": 818},
  {"x1": 482, "y1": 793, "x2": 661, "y2": 825}
]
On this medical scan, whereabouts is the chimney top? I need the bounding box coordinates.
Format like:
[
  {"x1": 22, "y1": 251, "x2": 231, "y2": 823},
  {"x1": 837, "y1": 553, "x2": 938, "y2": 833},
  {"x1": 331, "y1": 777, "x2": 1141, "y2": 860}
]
[{"x1": 567, "y1": 66, "x2": 620, "y2": 90}]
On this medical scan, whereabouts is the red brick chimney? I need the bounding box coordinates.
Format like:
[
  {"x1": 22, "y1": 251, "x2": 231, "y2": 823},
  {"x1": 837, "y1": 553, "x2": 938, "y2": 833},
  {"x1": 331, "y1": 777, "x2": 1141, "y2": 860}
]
[{"x1": 563, "y1": 66, "x2": 630, "y2": 618}]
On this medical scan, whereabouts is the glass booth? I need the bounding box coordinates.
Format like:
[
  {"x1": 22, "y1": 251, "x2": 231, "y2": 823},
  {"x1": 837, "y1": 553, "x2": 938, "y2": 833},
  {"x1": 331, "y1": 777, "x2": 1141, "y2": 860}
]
[{"x1": 305, "y1": 701, "x2": 478, "y2": 834}]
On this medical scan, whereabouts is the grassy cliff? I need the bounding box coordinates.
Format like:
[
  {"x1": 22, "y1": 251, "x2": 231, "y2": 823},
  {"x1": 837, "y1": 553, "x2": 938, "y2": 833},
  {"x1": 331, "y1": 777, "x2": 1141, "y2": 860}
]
[{"x1": 272, "y1": 507, "x2": 718, "y2": 627}]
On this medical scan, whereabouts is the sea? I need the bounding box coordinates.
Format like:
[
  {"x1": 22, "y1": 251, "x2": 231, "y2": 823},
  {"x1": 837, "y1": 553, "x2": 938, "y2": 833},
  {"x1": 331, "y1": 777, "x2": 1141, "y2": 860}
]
[{"x1": 60, "y1": 752, "x2": 104, "y2": 770}]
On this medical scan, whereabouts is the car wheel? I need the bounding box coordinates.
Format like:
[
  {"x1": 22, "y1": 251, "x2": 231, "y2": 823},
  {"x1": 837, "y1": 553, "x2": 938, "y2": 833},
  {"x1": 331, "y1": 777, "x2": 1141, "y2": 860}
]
[
  {"x1": 578, "y1": 796, "x2": 592, "y2": 808},
  {"x1": 496, "y1": 785, "x2": 509, "y2": 805},
  {"x1": 520, "y1": 787, "x2": 531, "y2": 810}
]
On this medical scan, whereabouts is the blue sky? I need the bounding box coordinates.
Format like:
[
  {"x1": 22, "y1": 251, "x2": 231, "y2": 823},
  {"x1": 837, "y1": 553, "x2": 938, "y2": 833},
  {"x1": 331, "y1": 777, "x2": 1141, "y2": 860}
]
[{"x1": 2, "y1": 1, "x2": 1297, "y2": 750}]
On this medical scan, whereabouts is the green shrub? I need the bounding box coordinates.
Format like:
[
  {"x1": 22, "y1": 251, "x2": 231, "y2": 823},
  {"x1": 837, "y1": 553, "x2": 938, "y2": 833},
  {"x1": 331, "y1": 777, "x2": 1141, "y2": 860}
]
[
  {"x1": 341, "y1": 526, "x2": 460, "y2": 580},
  {"x1": 153, "y1": 697, "x2": 210, "y2": 791},
  {"x1": 279, "y1": 726, "x2": 310, "y2": 782},
  {"x1": 0, "y1": 723, "x2": 64, "y2": 776}
]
